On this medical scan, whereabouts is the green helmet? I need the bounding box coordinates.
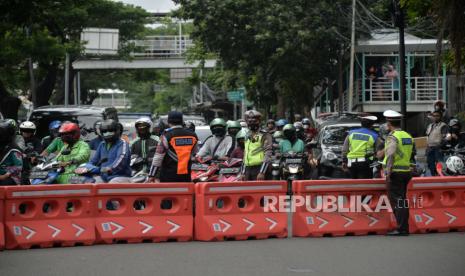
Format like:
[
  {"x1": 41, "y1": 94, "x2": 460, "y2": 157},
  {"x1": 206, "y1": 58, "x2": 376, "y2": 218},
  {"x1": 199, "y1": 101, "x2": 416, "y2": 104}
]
[
  {"x1": 273, "y1": 131, "x2": 284, "y2": 139},
  {"x1": 236, "y1": 129, "x2": 247, "y2": 140},
  {"x1": 227, "y1": 120, "x2": 241, "y2": 130},
  {"x1": 210, "y1": 118, "x2": 226, "y2": 128},
  {"x1": 282, "y1": 124, "x2": 295, "y2": 132}
]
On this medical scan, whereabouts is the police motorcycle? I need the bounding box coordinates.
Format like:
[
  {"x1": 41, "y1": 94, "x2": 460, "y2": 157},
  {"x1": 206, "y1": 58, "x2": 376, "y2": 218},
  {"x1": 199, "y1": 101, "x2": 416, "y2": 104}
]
[
  {"x1": 218, "y1": 158, "x2": 243, "y2": 182},
  {"x1": 30, "y1": 151, "x2": 67, "y2": 185}
]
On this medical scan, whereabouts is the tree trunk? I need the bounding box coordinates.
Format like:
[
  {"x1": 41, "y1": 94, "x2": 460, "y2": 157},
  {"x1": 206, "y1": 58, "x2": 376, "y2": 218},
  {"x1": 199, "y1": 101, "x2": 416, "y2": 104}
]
[{"x1": 36, "y1": 63, "x2": 59, "y2": 107}]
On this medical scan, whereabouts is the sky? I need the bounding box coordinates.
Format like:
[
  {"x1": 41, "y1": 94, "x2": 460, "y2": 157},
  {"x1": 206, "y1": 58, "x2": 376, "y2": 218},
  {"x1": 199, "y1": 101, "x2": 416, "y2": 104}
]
[{"x1": 119, "y1": 0, "x2": 177, "y2": 12}]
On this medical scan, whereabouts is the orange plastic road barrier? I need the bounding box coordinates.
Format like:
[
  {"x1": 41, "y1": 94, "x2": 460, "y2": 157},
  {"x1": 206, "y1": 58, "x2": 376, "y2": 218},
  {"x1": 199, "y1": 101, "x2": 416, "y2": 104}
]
[
  {"x1": 408, "y1": 176, "x2": 465, "y2": 234},
  {"x1": 195, "y1": 181, "x2": 288, "y2": 241},
  {"x1": 94, "y1": 183, "x2": 194, "y2": 244},
  {"x1": 4, "y1": 184, "x2": 96, "y2": 249},
  {"x1": 293, "y1": 179, "x2": 394, "y2": 237},
  {"x1": 0, "y1": 187, "x2": 5, "y2": 250}
]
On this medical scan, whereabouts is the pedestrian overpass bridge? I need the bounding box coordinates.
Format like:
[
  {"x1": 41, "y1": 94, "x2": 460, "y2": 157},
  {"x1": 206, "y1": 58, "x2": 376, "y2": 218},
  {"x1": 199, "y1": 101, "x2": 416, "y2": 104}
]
[{"x1": 73, "y1": 35, "x2": 217, "y2": 70}]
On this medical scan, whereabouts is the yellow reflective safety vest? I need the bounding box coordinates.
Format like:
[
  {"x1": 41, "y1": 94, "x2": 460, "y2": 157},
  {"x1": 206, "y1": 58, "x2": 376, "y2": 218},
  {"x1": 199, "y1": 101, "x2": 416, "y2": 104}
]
[
  {"x1": 244, "y1": 133, "x2": 265, "y2": 166},
  {"x1": 383, "y1": 130, "x2": 414, "y2": 172}
]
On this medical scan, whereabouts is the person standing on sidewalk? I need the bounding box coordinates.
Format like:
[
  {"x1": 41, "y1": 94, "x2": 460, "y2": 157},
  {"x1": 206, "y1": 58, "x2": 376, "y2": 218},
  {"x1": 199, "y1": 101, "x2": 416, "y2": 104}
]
[
  {"x1": 383, "y1": 110, "x2": 414, "y2": 236},
  {"x1": 426, "y1": 111, "x2": 448, "y2": 176}
]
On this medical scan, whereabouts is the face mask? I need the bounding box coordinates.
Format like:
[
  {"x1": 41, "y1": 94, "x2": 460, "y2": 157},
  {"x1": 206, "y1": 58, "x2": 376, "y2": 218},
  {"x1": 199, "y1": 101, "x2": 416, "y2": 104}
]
[
  {"x1": 61, "y1": 134, "x2": 75, "y2": 145},
  {"x1": 137, "y1": 127, "x2": 150, "y2": 139},
  {"x1": 212, "y1": 127, "x2": 226, "y2": 137},
  {"x1": 284, "y1": 132, "x2": 296, "y2": 141},
  {"x1": 238, "y1": 140, "x2": 245, "y2": 149},
  {"x1": 228, "y1": 129, "x2": 239, "y2": 137},
  {"x1": 249, "y1": 123, "x2": 259, "y2": 131}
]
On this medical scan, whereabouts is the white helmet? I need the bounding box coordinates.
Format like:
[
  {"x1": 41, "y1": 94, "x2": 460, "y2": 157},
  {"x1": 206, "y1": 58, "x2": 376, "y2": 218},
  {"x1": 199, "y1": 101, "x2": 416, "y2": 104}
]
[
  {"x1": 446, "y1": 156, "x2": 464, "y2": 174},
  {"x1": 19, "y1": 121, "x2": 36, "y2": 134},
  {"x1": 135, "y1": 117, "x2": 153, "y2": 128}
]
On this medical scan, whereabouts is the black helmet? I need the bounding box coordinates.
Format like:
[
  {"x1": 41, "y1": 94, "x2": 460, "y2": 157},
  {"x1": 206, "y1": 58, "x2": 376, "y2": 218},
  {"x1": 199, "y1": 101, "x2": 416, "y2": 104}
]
[
  {"x1": 449, "y1": 118, "x2": 461, "y2": 133},
  {"x1": 0, "y1": 119, "x2": 16, "y2": 146},
  {"x1": 99, "y1": 119, "x2": 120, "y2": 142}
]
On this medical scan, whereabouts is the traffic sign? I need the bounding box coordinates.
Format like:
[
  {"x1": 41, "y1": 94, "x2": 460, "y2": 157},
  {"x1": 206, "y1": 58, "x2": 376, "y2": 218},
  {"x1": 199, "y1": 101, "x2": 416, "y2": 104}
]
[{"x1": 227, "y1": 90, "x2": 244, "y2": 101}]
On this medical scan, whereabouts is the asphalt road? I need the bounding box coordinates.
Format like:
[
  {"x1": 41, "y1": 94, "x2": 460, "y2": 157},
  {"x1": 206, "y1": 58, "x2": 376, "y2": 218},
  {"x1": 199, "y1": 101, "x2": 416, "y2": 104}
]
[{"x1": 1, "y1": 232, "x2": 464, "y2": 276}]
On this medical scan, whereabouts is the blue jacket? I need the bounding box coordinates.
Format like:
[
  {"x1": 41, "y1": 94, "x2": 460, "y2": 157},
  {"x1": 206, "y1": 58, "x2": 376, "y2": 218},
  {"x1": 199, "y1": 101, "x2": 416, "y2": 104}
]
[
  {"x1": 348, "y1": 128, "x2": 378, "y2": 142},
  {"x1": 91, "y1": 138, "x2": 132, "y2": 182}
]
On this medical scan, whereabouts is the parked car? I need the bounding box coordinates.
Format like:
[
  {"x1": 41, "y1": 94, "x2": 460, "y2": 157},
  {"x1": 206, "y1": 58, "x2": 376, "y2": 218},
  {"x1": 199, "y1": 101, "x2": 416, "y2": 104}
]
[
  {"x1": 195, "y1": 125, "x2": 212, "y2": 148},
  {"x1": 28, "y1": 105, "x2": 118, "y2": 142}
]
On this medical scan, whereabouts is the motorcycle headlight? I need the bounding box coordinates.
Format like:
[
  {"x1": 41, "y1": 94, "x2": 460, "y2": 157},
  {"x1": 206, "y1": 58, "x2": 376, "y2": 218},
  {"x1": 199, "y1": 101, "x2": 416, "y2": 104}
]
[
  {"x1": 323, "y1": 151, "x2": 338, "y2": 161},
  {"x1": 289, "y1": 166, "x2": 299, "y2": 174},
  {"x1": 272, "y1": 163, "x2": 280, "y2": 168}
]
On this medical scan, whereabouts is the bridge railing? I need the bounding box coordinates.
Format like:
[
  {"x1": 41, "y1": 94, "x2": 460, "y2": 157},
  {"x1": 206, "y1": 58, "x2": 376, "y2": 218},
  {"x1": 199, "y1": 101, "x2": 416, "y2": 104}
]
[{"x1": 131, "y1": 35, "x2": 194, "y2": 58}]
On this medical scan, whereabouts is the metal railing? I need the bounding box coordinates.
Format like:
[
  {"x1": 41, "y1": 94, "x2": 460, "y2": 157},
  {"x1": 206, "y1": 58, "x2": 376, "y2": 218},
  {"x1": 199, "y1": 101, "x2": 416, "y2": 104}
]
[
  {"x1": 131, "y1": 35, "x2": 194, "y2": 58},
  {"x1": 358, "y1": 77, "x2": 444, "y2": 103}
]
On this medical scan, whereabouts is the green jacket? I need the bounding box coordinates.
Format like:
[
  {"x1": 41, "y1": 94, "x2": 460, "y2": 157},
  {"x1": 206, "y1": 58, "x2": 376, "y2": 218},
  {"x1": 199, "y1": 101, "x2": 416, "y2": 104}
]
[
  {"x1": 56, "y1": 140, "x2": 91, "y2": 184},
  {"x1": 45, "y1": 137, "x2": 65, "y2": 155},
  {"x1": 279, "y1": 139, "x2": 305, "y2": 154}
]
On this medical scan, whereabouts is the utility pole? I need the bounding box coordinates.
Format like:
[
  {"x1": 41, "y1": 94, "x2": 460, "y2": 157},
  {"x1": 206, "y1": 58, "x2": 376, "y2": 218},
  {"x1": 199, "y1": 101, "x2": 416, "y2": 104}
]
[
  {"x1": 392, "y1": 0, "x2": 407, "y2": 130},
  {"x1": 348, "y1": 0, "x2": 356, "y2": 112},
  {"x1": 64, "y1": 53, "x2": 70, "y2": 106}
]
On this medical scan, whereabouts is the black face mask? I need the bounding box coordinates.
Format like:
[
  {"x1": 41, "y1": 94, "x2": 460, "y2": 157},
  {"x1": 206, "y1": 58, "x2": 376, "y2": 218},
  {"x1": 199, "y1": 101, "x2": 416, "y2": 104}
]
[
  {"x1": 61, "y1": 135, "x2": 75, "y2": 145},
  {"x1": 228, "y1": 129, "x2": 239, "y2": 137},
  {"x1": 137, "y1": 128, "x2": 150, "y2": 139},
  {"x1": 238, "y1": 140, "x2": 245, "y2": 149},
  {"x1": 212, "y1": 127, "x2": 226, "y2": 137},
  {"x1": 249, "y1": 123, "x2": 259, "y2": 131},
  {"x1": 451, "y1": 127, "x2": 460, "y2": 135}
]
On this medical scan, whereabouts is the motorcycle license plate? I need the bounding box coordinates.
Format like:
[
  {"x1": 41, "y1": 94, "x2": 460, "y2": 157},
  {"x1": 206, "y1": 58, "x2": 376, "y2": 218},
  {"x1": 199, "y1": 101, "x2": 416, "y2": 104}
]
[
  {"x1": 220, "y1": 167, "x2": 240, "y2": 174},
  {"x1": 30, "y1": 171, "x2": 49, "y2": 179},
  {"x1": 191, "y1": 163, "x2": 209, "y2": 171},
  {"x1": 69, "y1": 176, "x2": 88, "y2": 184},
  {"x1": 286, "y1": 158, "x2": 302, "y2": 164}
]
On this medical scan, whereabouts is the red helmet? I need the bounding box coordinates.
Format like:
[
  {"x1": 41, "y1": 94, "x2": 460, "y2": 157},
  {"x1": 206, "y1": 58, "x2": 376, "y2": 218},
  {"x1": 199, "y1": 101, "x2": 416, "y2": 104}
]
[{"x1": 59, "y1": 122, "x2": 80, "y2": 143}]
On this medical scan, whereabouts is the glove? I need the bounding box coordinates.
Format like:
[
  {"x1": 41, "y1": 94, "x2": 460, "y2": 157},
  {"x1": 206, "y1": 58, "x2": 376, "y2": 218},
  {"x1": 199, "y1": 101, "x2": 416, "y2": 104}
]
[{"x1": 100, "y1": 167, "x2": 112, "y2": 174}]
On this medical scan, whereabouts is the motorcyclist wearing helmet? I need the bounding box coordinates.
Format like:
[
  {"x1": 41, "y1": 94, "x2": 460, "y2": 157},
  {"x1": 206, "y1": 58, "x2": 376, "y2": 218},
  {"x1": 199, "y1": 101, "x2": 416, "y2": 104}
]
[
  {"x1": 266, "y1": 119, "x2": 276, "y2": 135},
  {"x1": 88, "y1": 120, "x2": 104, "y2": 151},
  {"x1": 294, "y1": 122, "x2": 306, "y2": 141},
  {"x1": 152, "y1": 119, "x2": 167, "y2": 136},
  {"x1": 196, "y1": 118, "x2": 233, "y2": 161},
  {"x1": 242, "y1": 110, "x2": 273, "y2": 180},
  {"x1": 302, "y1": 118, "x2": 318, "y2": 142},
  {"x1": 230, "y1": 129, "x2": 247, "y2": 159},
  {"x1": 444, "y1": 119, "x2": 465, "y2": 149},
  {"x1": 227, "y1": 120, "x2": 242, "y2": 150},
  {"x1": 5, "y1": 119, "x2": 26, "y2": 151},
  {"x1": 55, "y1": 122, "x2": 91, "y2": 184},
  {"x1": 279, "y1": 124, "x2": 305, "y2": 154},
  {"x1": 91, "y1": 119, "x2": 132, "y2": 183},
  {"x1": 41, "y1": 120, "x2": 65, "y2": 157},
  {"x1": 276, "y1": 119, "x2": 288, "y2": 132},
  {"x1": 185, "y1": 121, "x2": 196, "y2": 132},
  {"x1": 0, "y1": 119, "x2": 23, "y2": 185},
  {"x1": 41, "y1": 120, "x2": 62, "y2": 149},
  {"x1": 19, "y1": 121, "x2": 43, "y2": 154},
  {"x1": 131, "y1": 117, "x2": 160, "y2": 173}
]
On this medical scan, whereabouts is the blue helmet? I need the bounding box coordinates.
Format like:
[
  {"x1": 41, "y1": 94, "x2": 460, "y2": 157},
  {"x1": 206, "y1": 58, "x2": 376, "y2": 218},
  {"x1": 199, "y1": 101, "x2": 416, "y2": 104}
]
[
  {"x1": 49, "y1": 120, "x2": 62, "y2": 130},
  {"x1": 276, "y1": 119, "x2": 288, "y2": 128}
]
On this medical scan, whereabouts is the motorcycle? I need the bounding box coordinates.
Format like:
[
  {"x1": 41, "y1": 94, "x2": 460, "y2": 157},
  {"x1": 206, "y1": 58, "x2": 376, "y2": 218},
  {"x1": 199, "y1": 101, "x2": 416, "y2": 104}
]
[
  {"x1": 191, "y1": 156, "x2": 220, "y2": 183},
  {"x1": 130, "y1": 155, "x2": 149, "y2": 183},
  {"x1": 70, "y1": 158, "x2": 108, "y2": 184},
  {"x1": 281, "y1": 152, "x2": 307, "y2": 194},
  {"x1": 270, "y1": 156, "x2": 281, "y2": 180},
  {"x1": 436, "y1": 146, "x2": 465, "y2": 176},
  {"x1": 218, "y1": 158, "x2": 242, "y2": 182},
  {"x1": 30, "y1": 156, "x2": 63, "y2": 185}
]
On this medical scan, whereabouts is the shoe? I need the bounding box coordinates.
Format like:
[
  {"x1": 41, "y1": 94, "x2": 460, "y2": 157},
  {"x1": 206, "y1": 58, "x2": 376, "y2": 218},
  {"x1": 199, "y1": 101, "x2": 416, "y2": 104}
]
[{"x1": 386, "y1": 230, "x2": 409, "y2": 236}]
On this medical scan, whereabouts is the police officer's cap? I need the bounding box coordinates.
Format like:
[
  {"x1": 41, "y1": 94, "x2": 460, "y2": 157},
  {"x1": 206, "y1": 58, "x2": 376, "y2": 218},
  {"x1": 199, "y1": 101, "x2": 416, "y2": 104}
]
[
  {"x1": 360, "y1": 115, "x2": 378, "y2": 121},
  {"x1": 168, "y1": 111, "x2": 183, "y2": 125},
  {"x1": 383, "y1": 110, "x2": 402, "y2": 121}
]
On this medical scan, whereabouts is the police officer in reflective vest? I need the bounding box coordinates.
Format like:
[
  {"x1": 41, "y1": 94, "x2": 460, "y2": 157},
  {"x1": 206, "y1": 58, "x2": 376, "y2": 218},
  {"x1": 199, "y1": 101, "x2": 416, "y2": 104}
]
[
  {"x1": 383, "y1": 110, "x2": 414, "y2": 236},
  {"x1": 342, "y1": 116, "x2": 378, "y2": 179},
  {"x1": 148, "y1": 111, "x2": 198, "y2": 183},
  {"x1": 241, "y1": 110, "x2": 273, "y2": 181}
]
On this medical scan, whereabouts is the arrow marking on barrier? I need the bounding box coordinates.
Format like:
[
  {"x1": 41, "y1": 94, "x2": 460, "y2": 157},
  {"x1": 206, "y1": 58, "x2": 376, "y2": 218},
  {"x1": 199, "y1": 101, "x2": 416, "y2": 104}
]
[
  {"x1": 445, "y1": 212, "x2": 456, "y2": 224},
  {"x1": 139, "y1": 221, "x2": 154, "y2": 234},
  {"x1": 219, "y1": 219, "x2": 231, "y2": 233},
  {"x1": 423, "y1": 213, "x2": 434, "y2": 225},
  {"x1": 108, "y1": 222, "x2": 124, "y2": 235},
  {"x1": 265, "y1": 218, "x2": 277, "y2": 230},
  {"x1": 316, "y1": 216, "x2": 328, "y2": 229},
  {"x1": 72, "y1": 223, "x2": 85, "y2": 237},
  {"x1": 367, "y1": 215, "x2": 379, "y2": 227},
  {"x1": 23, "y1": 226, "x2": 36, "y2": 240},
  {"x1": 48, "y1": 224, "x2": 61, "y2": 238},
  {"x1": 342, "y1": 215, "x2": 354, "y2": 228},
  {"x1": 242, "y1": 218, "x2": 255, "y2": 232},
  {"x1": 167, "y1": 220, "x2": 180, "y2": 233}
]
